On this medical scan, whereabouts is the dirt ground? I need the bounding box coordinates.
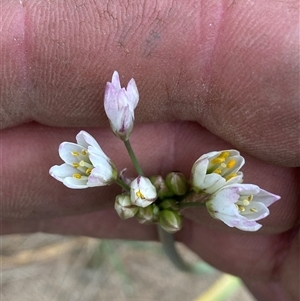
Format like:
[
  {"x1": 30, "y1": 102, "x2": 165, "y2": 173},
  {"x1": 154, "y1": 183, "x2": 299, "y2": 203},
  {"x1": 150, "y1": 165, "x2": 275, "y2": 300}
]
[{"x1": 1, "y1": 233, "x2": 256, "y2": 301}]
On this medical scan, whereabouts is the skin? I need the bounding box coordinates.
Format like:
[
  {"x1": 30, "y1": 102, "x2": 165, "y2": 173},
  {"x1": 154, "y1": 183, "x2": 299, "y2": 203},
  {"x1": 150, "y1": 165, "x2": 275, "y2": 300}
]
[{"x1": 1, "y1": 0, "x2": 299, "y2": 300}]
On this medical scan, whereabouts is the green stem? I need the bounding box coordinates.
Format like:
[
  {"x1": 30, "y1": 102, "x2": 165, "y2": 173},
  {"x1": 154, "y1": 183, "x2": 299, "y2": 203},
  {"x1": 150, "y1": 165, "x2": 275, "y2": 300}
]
[
  {"x1": 115, "y1": 178, "x2": 130, "y2": 191},
  {"x1": 124, "y1": 140, "x2": 144, "y2": 176},
  {"x1": 158, "y1": 226, "x2": 213, "y2": 274},
  {"x1": 158, "y1": 226, "x2": 191, "y2": 272}
]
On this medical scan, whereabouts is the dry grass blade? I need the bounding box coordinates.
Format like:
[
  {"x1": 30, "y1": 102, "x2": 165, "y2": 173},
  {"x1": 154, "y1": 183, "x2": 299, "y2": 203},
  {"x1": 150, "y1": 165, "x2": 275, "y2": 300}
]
[{"x1": 1, "y1": 237, "x2": 93, "y2": 269}]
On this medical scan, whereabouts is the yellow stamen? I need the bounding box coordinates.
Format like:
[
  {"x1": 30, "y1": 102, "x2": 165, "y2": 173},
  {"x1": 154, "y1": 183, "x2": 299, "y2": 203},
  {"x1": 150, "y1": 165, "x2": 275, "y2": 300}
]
[
  {"x1": 211, "y1": 157, "x2": 225, "y2": 164},
  {"x1": 72, "y1": 163, "x2": 79, "y2": 168},
  {"x1": 226, "y1": 159, "x2": 236, "y2": 169},
  {"x1": 238, "y1": 205, "x2": 245, "y2": 212},
  {"x1": 73, "y1": 173, "x2": 82, "y2": 179},
  {"x1": 86, "y1": 168, "x2": 92, "y2": 175},
  {"x1": 71, "y1": 151, "x2": 80, "y2": 156},
  {"x1": 243, "y1": 199, "x2": 250, "y2": 206},
  {"x1": 248, "y1": 195, "x2": 253, "y2": 202},
  {"x1": 136, "y1": 190, "x2": 145, "y2": 199},
  {"x1": 214, "y1": 168, "x2": 222, "y2": 174},
  {"x1": 81, "y1": 149, "x2": 87, "y2": 155},
  {"x1": 250, "y1": 208, "x2": 258, "y2": 213},
  {"x1": 225, "y1": 173, "x2": 237, "y2": 181},
  {"x1": 220, "y1": 151, "x2": 230, "y2": 159}
]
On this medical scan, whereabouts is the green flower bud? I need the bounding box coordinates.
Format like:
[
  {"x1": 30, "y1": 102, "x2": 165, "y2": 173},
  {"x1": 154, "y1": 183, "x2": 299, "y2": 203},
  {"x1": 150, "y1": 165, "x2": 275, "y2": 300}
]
[
  {"x1": 165, "y1": 172, "x2": 188, "y2": 196},
  {"x1": 150, "y1": 175, "x2": 174, "y2": 199},
  {"x1": 159, "y1": 199, "x2": 179, "y2": 210},
  {"x1": 136, "y1": 204, "x2": 160, "y2": 224},
  {"x1": 115, "y1": 194, "x2": 138, "y2": 220},
  {"x1": 159, "y1": 209, "x2": 183, "y2": 233}
]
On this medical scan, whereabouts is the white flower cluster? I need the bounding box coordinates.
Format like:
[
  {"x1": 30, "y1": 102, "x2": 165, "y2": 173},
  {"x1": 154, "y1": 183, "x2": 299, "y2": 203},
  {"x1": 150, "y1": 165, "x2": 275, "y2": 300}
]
[{"x1": 49, "y1": 71, "x2": 280, "y2": 233}]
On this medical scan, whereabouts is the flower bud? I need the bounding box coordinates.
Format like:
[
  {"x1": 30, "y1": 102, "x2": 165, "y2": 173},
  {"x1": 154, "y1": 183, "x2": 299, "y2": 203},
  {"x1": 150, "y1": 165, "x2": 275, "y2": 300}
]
[
  {"x1": 104, "y1": 71, "x2": 139, "y2": 141},
  {"x1": 130, "y1": 176, "x2": 157, "y2": 207},
  {"x1": 159, "y1": 209, "x2": 183, "y2": 233},
  {"x1": 159, "y1": 199, "x2": 179, "y2": 210},
  {"x1": 114, "y1": 194, "x2": 138, "y2": 219},
  {"x1": 136, "y1": 204, "x2": 160, "y2": 224},
  {"x1": 150, "y1": 175, "x2": 174, "y2": 199},
  {"x1": 165, "y1": 172, "x2": 188, "y2": 196}
]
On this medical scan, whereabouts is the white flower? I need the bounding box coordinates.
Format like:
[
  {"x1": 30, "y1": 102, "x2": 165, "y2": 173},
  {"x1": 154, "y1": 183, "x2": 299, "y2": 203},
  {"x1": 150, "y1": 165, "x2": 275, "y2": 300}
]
[
  {"x1": 191, "y1": 150, "x2": 244, "y2": 194},
  {"x1": 206, "y1": 183, "x2": 281, "y2": 231},
  {"x1": 49, "y1": 131, "x2": 117, "y2": 189},
  {"x1": 104, "y1": 71, "x2": 139, "y2": 141},
  {"x1": 130, "y1": 176, "x2": 157, "y2": 208}
]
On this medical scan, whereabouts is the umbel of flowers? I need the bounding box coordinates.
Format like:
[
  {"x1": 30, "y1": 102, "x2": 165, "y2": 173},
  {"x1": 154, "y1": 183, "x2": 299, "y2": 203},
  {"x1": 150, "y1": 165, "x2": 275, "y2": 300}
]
[{"x1": 50, "y1": 71, "x2": 280, "y2": 233}]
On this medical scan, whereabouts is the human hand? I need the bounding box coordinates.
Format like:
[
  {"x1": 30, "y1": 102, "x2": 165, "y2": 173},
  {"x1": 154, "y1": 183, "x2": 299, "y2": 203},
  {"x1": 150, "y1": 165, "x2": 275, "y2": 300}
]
[{"x1": 1, "y1": 1, "x2": 299, "y2": 300}]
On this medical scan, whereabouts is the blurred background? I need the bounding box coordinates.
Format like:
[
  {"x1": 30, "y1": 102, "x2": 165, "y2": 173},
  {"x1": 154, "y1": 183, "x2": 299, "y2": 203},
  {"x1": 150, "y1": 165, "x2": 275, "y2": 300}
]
[{"x1": 1, "y1": 233, "x2": 256, "y2": 301}]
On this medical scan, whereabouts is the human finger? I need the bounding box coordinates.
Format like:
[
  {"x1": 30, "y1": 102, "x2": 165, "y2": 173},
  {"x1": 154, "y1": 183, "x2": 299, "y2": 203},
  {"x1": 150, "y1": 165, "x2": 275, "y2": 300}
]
[{"x1": 1, "y1": 0, "x2": 299, "y2": 165}]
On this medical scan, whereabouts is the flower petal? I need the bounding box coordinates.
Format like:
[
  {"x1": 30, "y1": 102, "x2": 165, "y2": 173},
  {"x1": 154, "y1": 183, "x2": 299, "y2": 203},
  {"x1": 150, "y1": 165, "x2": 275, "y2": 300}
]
[
  {"x1": 88, "y1": 151, "x2": 111, "y2": 168},
  {"x1": 241, "y1": 201, "x2": 270, "y2": 220},
  {"x1": 111, "y1": 70, "x2": 121, "y2": 90},
  {"x1": 88, "y1": 165, "x2": 116, "y2": 186},
  {"x1": 63, "y1": 177, "x2": 89, "y2": 189},
  {"x1": 49, "y1": 164, "x2": 78, "y2": 182},
  {"x1": 76, "y1": 130, "x2": 102, "y2": 151},
  {"x1": 126, "y1": 78, "x2": 139, "y2": 109},
  {"x1": 234, "y1": 183, "x2": 261, "y2": 195},
  {"x1": 253, "y1": 188, "x2": 281, "y2": 207},
  {"x1": 234, "y1": 219, "x2": 262, "y2": 231},
  {"x1": 191, "y1": 158, "x2": 209, "y2": 191},
  {"x1": 58, "y1": 142, "x2": 87, "y2": 164}
]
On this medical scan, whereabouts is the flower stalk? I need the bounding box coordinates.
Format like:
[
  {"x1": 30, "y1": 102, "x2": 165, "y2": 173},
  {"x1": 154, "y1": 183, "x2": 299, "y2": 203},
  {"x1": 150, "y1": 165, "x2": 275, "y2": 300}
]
[{"x1": 124, "y1": 139, "x2": 144, "y2": 176}]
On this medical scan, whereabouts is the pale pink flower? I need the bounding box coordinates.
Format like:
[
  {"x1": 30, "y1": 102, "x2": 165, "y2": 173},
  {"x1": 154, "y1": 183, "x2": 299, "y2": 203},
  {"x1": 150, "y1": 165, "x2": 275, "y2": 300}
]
[
  {"x1": 206, "y1": 183, "x2": 280, "y2": 231},
  {"x1": 104, "y1": 71, "x2": 139, "y2": 140}
]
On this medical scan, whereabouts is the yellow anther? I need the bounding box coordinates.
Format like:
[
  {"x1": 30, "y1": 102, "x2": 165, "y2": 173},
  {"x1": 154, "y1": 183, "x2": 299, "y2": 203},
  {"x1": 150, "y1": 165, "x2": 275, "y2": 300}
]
[
  {"x1": 136, "y1": 190, "x2": 145, "y2": 199},
  {"x1": 250, "y1": 208, "x2": 258, "y2": 213},
  {"x1": 86, "y1": 168, "x2": 92, "y2": 175},
  {"x1": 71, "y1": 151, "x2": 80, "y2": 156},
  {"x1": 238, "y1": 205, "x2": 245, "y2": 212},
  {"x1": 225, "y1": 173, "x2": 237, "y2": 181},
  {"x1": 81, "y1": 149, "x2": 87, "y2": 155},
  {"x1": 243, "y1": 199, "x2": 250, "y2": 206},
  {"x1": 214, "y1": 168, "x2": 222, "y2": 174},
  {"x1": 72, "y1": 163, "x2": 79, "y2": 168},
  {"x1": 220, "y1": 151, "x2": 230, "y2": 159},
  {"x1": 211, "y1": 157, "x2": 225, "y2": 164},
  {"x1": 73, "y1": 173, "x2": 82, "y2": 179},
  {"x1": 248, "y1": 195, "x2": 253, "y2": 202},
  {"x1": 226, "y1": 159, "x2": 236, "y2": 169}
]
